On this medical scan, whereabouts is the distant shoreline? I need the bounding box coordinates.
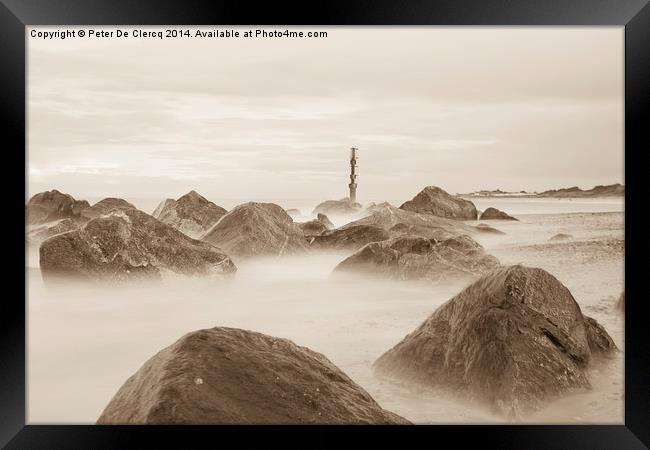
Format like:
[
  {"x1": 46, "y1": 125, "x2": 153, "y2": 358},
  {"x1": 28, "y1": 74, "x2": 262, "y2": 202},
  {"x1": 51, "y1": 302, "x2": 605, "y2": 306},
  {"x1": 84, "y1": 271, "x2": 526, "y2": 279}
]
[
  {"x1": 459, "y1": 183, "x2": 624, "y2": 199},
  {"x1": 459, "y1": 194, "x2": 624, "y2": 199}
]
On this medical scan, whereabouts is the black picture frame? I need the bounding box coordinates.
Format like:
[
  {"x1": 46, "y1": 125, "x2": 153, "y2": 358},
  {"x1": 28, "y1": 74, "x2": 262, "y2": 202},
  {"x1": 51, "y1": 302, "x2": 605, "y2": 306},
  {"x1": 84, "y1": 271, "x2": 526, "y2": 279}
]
[{"x1": 2, "y1": 1, "x2": 648, "y2": 448}]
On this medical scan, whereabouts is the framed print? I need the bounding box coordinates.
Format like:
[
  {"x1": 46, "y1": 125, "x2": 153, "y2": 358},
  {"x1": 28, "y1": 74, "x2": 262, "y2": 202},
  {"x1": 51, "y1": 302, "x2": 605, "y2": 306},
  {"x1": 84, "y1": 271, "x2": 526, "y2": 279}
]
[{"x1": 1, "y1": 0, "x2": 648, "y2": 448}]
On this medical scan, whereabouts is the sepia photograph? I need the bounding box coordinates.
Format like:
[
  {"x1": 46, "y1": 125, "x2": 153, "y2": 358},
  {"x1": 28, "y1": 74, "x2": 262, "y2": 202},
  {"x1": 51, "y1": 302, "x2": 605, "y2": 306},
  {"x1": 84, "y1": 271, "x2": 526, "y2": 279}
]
[{"x1": 25, "y1": 25, "x2": 625, "y2": 425}]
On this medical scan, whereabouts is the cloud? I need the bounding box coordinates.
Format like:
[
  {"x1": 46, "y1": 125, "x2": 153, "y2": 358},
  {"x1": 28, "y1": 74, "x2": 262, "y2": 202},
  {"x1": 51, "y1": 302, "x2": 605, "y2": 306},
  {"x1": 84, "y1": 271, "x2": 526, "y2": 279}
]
[{"x1": 27, "y1": 27, "x2": 623, "y2": 202}]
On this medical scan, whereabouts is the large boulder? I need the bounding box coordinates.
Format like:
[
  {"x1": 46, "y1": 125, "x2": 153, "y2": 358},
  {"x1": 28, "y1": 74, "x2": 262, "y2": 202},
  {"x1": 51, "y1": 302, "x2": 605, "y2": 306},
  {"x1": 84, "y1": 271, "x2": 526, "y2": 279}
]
[
  {"x1": 202, "y1": 202, "x2": 309, "y2": 259},
  {"x1": 299, "y1": 220, "x2": 329, "y2": 237},
  {"x1": 81, "y1": 198, "x2": 136, "y2": 220},
  {"x1": 298, "y1": 213, "x2": 336, "y2": 238},
  {"x1": 342, "y1": 203, "x2": 476, "y2": 241},
  {"x1": 25, "y1": 190, "x2": 90, "y2": 225},
  {"x1": 152, "y1": 191, "x2": 227, "y2": 239},
  {"x1": 26, "y1": 218, "x2": 85, "y2": 244},
  {"x1": 313, "y1": 198, "x2": 362, "y2": 216},
  {"x1": 97, "y1": 327, "x2": 409, "y2": 425},
  {"x1": 399, "y1": 186, "x2": 478, "y2": 220},
  {"x1": 334, "y1": 235, "x2": 499, "y2": 282},
  {"x1": 311, "y1": 225, "x2": 391, "y2": 251},
  {"x1": 373, "y1": 265, "x2": 616, "y2": 417},
  {"x1": 479, "y1": 207, "x2": 518, "y2": 221},
  {"x1": 40, "y1": 208, "x2": 236, "y2": 282},
  {"x1": 317, "y1": 213, "x2": 334, "y2": 230}
]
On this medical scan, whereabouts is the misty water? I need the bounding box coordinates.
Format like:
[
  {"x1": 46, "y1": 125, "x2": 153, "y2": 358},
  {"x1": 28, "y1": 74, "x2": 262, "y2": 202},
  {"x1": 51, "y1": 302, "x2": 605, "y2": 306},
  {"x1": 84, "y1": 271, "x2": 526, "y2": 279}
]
[{"x1": 27, "y1": 198, "x2": 624, "y2": 424}]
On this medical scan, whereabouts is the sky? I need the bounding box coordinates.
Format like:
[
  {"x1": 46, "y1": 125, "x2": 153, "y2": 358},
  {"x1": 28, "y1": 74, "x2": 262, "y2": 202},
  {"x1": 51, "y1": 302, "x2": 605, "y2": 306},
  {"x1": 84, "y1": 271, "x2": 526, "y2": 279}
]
[{"x1": 27, "y1": 26, "x2": 623, "y2": 208}]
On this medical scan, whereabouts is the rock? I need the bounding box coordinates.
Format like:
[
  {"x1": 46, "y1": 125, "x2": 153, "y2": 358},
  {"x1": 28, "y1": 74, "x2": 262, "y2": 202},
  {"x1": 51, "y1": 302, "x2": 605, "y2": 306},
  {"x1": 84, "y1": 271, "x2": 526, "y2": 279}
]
[
  {"x1": 399, "y1": 186, "x2": 478, "y2": 220},
  {"x1": 26, "y1": 218, "x2": 85, "y2": 243},
  {"x1": 81, "y1": 198, "x2": 136, "y2": 220},
  {"x1": 364, "y1": 201, "x2": 394, "y2": 213},
  {"x1": 311, "y1": 225, "x2": 391, "y2": 251},
  {"x1": 617, "y1": 292, "x2": 624, "y2": 312},
  {"x1": 313, "y1": 198, "x2": 362, "y2": 216},
  {"x1": 152, "y1": 191, "x2": 227, "y2": 239},
  {"x1": 479, "y1": 207, "x2": 518, "y2": 221},
  {"x1": 474, "y1": 223, "x2": 505, "y2": 234},
  {"x1": 334, "y1": 235, "x2": 499, "y2": 282},
  {"x1": 373, "y1": 265, "x2": 617, "y2": 417},
  {"x1": 299, "y1": 220, "x2": 329, "y2": 237},
  {"x1": 97, "y1": 327, "x2": 409, "y2": 425},
  {"x1": 550, "y1": 233, "x2": 573, "y2": 241},
  {"x1": 202, "y1": 202, "x2": 309, "y2": 259},
  {"x1": 343, "y1": 203, "x2": 476, "y2": 240},
  {"x1": 40, "y1": 208, "x2": 236, "y2": 282},
  {"x1": 25, "y1": 190, "x2": 90, "y2": 225},
  {"x1": 298, "y1": 213, "x2": 336, "y2": 238},
  {"x1": 317, "y1": 213, "x2": 334, "y2": 230}
]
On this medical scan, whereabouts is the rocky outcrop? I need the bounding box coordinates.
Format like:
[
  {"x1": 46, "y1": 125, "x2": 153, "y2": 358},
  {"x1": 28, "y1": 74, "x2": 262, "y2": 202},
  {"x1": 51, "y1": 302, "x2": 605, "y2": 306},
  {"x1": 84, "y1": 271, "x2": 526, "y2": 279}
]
[
  {"x1": 374, "y1": 265, "x2": 616, "y2": 417},
  {"x1": 343, "y1": 203, "x2": 476, "y2": 241},
  {"x1": 334, "y1": 235, "x2": 499, "y2": 282},
  {"x1": 26, "y1": 218, "x2": 85, "y2": 243},
  {"x1": 399, "y1": 186, "x2": 478, "y2": 220},
  {"x1": 298, "y1": 213, "x2": 336, "y2": 238},
  {"x1": 152, "y1": 191, "x2": 227, "y2": 239},
  {"x1": 26, "y1": 190, "x2": 90, "y2": 225},
  {"x1": 81, "y1": 198, "x2": 136, "y2": 220},
  {"x1": 474, "y1": 223, "x2": 505, "y2": 234},
  {"x1": 317, "y1": 213, "x2": 334, "y2": 230},
  {"x1": 479, "y1": 207, "x2": 518, "y2": 221},
  {"x1": 550, "y1": 233, "x2": 573, "y2": 241},
  {"x1": 299, "y1": 220, "x2": 329, "y2": 237},
  {"x1": 97, "y1": 327, "x2": 408, "y2": 425},
  {"x1": 202, "y1": 202, "x2": 309, "y2": 259},
  {"x1": 311, "y1": 225, "x2": 391, "y2": 251},
  {"x1": 313, "y1": 199, "x2": 362, "y2": 216},
  {"x1": 40, "y1": 208, "x2": 236, "y2": 282}
]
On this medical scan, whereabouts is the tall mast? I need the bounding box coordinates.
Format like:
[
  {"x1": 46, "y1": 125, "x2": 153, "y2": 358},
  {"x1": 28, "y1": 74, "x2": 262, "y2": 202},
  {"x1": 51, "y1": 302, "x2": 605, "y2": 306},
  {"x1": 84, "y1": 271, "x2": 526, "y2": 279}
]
[{"x1": 349, "y1": 147, "x2": 358, "y2": 203}]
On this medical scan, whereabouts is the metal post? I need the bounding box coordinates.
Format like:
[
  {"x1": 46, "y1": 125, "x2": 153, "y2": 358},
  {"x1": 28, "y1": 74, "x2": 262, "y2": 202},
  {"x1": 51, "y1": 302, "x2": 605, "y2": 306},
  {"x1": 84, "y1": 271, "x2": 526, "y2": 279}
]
[{"x1": 349, "y1": 147, "x2": 358, "y2": 203}]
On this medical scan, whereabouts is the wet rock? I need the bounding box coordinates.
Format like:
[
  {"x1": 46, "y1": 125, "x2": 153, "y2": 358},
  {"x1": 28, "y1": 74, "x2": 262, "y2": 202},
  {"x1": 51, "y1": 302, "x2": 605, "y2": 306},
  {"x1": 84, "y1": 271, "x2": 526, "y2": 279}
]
[
  {"x1": 152, "y1": 191, "x2": 227, "y2": 239},
  {"x1": 343, "y1": 203, "x2": 476, "y2": 241},
  {"x1": 97, "y1": 327, "x2": 409, "y2": 425},
  {"x1": 317, "y1": 213, "x2": 335, "y2": 230},
  {"x1": 298, "y1": 213, "x2": 336, "y2": 238},
  {"x1": 311, "y1": 225, "x2": 391, "y2": 251},
  {"x1": 299, "y1": 220, "x2": 329, "y2": 237},
  {"x1": 313, "y1": 199, "x2": 362, "y2": 216},
  {"x1": 26, "y1": 190, "x2": 90, "y2": 225},
  {"x1": 40, "y1": 208, "x2": 236, "y2": 282},
  {"x1": 26, "y1": 218, "x2": 85, "y2": 244},
  {"x1": 202, "y1": 202, "x2": 309, "y2": 259},
  {"x1": 479, "y1": 207, "x2": 518, "y2": 221},
  {"x1": 334, "y1": 235, "x2": 499, "y2": 282},
  {"x1": 399, "y1": 186, "x2": 478, "y2": 220},
  {"x1": 81, "y1": 198, "x2": 136, "y2": 220},
  {"x1": 374, "y1": 265, "x2": 617, "y2": 417}
]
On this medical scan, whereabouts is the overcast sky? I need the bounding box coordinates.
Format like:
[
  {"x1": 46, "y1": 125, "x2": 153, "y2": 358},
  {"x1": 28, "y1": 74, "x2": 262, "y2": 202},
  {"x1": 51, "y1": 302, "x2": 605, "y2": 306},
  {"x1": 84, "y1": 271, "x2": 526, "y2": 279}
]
[{"x1": 28, "y1": 27, "x2": 623, "y2": 207}]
